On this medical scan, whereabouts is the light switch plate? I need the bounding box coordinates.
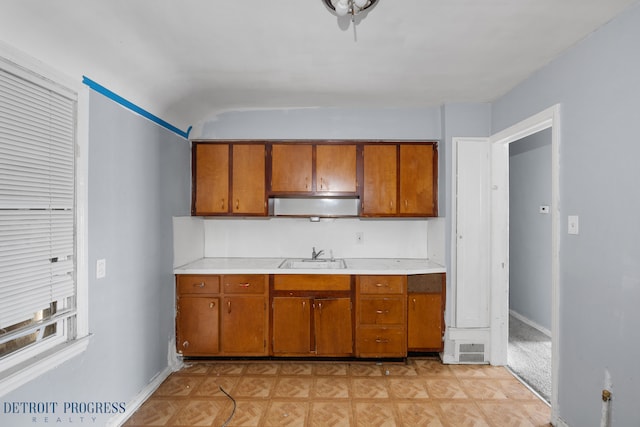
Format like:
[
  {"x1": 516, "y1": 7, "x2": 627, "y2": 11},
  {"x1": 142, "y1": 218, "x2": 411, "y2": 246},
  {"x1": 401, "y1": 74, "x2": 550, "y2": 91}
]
[{"x1": 568, "y1": 215, "x2": 579, "y2": 235}]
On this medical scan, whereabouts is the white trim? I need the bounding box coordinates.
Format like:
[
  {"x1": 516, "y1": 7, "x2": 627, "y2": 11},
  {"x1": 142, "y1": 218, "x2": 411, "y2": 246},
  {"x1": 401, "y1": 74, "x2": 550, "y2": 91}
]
[
  {"x1": 488, "y1": 104, "x2": 561, "y2": 423},
  {"x1": 106, "y1": 366, "x2": 174, "y2": 427},
  {"x1": 75, "y1": 85, "x2": 90, "y2": 338},
  {"x1": 108, "y1": 341, "x2": 184, "y2": 427},
  {"x1": 509, "y1": 309, "x2": 551, "y2": 338},
  {"x1": 0, "y1": 335, "x2": 91, "y2": 397}
]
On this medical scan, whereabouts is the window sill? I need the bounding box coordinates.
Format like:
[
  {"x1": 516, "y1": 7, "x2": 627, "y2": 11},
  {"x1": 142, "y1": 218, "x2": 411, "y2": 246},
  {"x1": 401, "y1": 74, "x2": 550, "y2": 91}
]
[{"x1": 0, "y1": 334, "x2": 92, "y2": 397}]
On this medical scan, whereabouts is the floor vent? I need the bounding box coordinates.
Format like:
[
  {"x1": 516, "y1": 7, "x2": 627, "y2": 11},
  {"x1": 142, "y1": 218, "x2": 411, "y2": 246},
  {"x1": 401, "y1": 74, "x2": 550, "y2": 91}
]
[{"x1": 458, "y1": 343, "x2": 485, "y2": 363}]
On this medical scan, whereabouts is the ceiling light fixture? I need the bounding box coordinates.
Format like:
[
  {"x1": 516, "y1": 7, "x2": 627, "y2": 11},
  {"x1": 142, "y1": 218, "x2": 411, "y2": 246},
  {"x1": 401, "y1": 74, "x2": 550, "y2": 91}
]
[{"x1": 322, "y1": 0, "x2": 378, "y2": 19}]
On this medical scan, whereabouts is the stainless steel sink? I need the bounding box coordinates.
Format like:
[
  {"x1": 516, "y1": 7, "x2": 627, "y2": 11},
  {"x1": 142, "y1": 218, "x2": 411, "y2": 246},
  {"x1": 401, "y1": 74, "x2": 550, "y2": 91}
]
[{"x1": 278, "y1": 258, "x2": 347, "y2": 269}]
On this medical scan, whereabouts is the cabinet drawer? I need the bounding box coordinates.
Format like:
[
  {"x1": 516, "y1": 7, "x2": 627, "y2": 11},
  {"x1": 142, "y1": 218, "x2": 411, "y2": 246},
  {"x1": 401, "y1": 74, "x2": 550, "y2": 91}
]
[
  {"x1": 358, "y1": 275, "x2": 405, "y2": 294},
  {"x1": 357, "y1": 328, "x2": 405, "y2": 357},
  {"x1": 359, "y1": 298, "x2": 404, "y2": 325},
  {"x1": 177, "y1": 275, "x2": 220, "y2": 294},
  {"x1": 222, "y1": 275, "x2": 267, "y2": 294},
  {"x1": 274, "y1": 274, "x2": 351, "y2": 291}
]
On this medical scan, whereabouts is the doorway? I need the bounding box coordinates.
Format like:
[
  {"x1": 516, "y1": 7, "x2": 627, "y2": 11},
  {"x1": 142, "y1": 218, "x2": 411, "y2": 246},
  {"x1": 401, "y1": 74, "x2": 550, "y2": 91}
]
[
  {"x1": 507, "y1": 129, "x2": 552, "y2": 402},
  {"x1": 488, "y1": 105, "x2": 560, "y2": 422}
]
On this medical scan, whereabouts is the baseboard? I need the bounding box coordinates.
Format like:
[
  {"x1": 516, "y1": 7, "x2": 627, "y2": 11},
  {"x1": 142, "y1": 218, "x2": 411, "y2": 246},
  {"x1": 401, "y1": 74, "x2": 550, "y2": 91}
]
[
  {"x1": 509, "y1": 309, "x2": 551, "y2": 337},
  {"x1": 553, "y1": 416, "x2": 570, "y2": 427},
  {"x1": 106, "y1": 365, "x2": 175, "y2": 427}
]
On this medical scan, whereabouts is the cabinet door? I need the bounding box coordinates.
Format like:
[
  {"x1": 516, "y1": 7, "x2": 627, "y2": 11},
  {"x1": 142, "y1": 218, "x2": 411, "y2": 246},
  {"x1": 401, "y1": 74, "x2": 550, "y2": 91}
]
[
  {"x1": 221, "y1": 296, "x2": 267, "y2": 355},
  {"x1": 408, "y1": 293, "x2": 443, "y2": 350},
  {"x1": 272, "y1": 297, "x2": 312, "y2": 355},
  {"x1": 315, "y1": 298, "x2": 353, "y2": 356},
  {"x1": 363, "y1": 145, "x2": 397, "y2": 215},
  {"x1": 177, "y1": 296, "x2": 219, "y2": 355},
  {"x1": 271, "y1": 144, "x2": 313, "y2": 192},
  {"x1": 232, "y1": 144, "x2": 266, "y2": 214},
  {"x1": 400, "y1": 144, "x2": 436, "y2": 216},
  {"x1": 316, "y1": 145, "x2": 357, "y2": 193},
  {"x1": 194, "y1": 144, "x2": 229, "y2": 215}
]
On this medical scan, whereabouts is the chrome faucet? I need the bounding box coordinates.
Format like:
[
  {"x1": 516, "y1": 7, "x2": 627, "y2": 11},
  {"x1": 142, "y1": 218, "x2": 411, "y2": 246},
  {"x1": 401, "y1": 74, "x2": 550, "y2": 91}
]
[{"x1": 311, "y1": 247, "x2": 324, "y2": 260}]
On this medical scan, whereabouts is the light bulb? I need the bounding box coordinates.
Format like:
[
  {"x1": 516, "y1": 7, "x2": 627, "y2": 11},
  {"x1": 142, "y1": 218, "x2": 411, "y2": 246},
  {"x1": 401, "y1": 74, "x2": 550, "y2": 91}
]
[
  {"x1": 334, "y1": 0, "x2": 350, "y2": 16},
  {"x1": 354, "y1": 0, "x2": 368, "y2": 8}
]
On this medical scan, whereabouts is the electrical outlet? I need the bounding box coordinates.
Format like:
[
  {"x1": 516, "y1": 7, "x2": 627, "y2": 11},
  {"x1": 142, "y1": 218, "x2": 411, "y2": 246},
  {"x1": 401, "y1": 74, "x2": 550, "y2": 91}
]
[
  {"x1": 356, "y1": 232, "x2": 364, "y2": 244},
  {"x1": 96, "y1": 258, "x2": 106, "y2": 279}
]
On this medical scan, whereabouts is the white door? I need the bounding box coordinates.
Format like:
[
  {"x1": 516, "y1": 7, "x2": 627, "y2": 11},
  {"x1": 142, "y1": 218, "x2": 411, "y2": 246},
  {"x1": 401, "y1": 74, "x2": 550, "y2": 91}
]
[{"x1": 454, "y1": 138, "x2": 491, "y2": 328}]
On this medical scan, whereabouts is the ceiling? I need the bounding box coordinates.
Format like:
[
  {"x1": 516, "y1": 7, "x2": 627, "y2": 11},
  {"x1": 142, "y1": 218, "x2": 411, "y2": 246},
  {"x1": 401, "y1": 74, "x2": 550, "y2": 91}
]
[{"x1": 0, "y1": 0, "x2": 637, "y2": 131}]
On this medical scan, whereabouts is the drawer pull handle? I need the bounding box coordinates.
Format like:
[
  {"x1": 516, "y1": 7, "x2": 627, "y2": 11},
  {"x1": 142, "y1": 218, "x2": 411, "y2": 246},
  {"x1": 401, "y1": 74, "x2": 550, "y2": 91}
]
[
  {"x1": 239, "y1": 283, "x2": 251, "y2": 288},
  {"x1": 227, "y1": 301, "x2": 231, "y2": 313},
  {"x1": 375, "y1": 310, "x2": 389, "y2": 314},
  {"x1": 194, "y1": 282, "x2": 205, "y2": 288},
  {"x1": 375, "y1": 283, "x2": 388, "y2": 288},
  {"x1": 183, "y1": 341, "x2": 189, "y2": 348},
  {"x1": 375, "y1": 338, "x2": 389, "y2": 344}
]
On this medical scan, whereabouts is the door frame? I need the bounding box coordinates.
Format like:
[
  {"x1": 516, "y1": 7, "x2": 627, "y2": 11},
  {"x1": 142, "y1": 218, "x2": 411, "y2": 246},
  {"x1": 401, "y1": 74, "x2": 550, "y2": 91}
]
[{"x1": 489, "y1": 104, "x2": 560, "y2": 419}]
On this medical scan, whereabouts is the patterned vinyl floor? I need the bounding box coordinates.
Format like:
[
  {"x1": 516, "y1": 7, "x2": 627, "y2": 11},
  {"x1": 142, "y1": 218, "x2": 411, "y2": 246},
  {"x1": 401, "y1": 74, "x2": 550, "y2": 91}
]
[{"x1": 123, "y1": 358, "x2": 551, "y2": 426}]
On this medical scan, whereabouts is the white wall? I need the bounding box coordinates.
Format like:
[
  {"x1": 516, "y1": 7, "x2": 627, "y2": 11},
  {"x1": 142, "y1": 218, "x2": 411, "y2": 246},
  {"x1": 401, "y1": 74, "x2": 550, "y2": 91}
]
[{"x1": 492, "y1": 2, "x2": 640, "y2": 425}]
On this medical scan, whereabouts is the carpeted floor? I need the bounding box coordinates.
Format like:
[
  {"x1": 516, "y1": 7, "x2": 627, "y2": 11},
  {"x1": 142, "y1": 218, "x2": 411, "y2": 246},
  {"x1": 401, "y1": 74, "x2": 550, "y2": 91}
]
[{"x1": 508, "y1": 314, "x2": 552, "y2": 403}]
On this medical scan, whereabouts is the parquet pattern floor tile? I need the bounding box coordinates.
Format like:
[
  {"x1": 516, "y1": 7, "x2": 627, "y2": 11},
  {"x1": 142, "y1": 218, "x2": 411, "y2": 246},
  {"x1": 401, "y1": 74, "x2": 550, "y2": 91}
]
[{"x1": 123, "y1": 358, "x2": 551, "y2": 427}]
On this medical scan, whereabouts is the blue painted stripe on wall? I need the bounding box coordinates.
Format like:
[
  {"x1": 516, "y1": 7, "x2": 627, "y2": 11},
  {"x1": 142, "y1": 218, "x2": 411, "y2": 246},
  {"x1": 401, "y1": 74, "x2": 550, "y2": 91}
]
[{"x1": 82, "y1": 76, "x2": 191, "y2": 139}]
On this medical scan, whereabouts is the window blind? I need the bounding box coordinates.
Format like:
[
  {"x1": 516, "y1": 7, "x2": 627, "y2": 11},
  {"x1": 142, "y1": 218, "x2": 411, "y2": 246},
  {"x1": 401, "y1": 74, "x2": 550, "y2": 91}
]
[{"x1": 0, "y1": 66, "x2": 76, "y2": 333}]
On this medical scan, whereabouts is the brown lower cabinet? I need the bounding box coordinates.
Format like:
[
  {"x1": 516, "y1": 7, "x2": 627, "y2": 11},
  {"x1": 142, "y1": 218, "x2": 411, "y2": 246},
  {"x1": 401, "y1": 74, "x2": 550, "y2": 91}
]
[
  {"x1": 271, "y1": 275, "x2": 353, "y2": 357},
  {"x1": 176, "y1": 272, "x2": 444, "y2": 358},
  {"x1": 407, "y1": 273, "x2": 446, "y2": 352},
  {"x1": 176, "y1": 274, "x2": 269, "y2": 357}
]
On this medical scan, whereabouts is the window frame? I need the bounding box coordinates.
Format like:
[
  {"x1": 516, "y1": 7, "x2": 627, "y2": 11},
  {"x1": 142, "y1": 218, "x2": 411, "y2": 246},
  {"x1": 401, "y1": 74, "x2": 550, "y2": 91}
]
[{"x1": 0, "y1": 43, "x2": 89, "y2": 397}]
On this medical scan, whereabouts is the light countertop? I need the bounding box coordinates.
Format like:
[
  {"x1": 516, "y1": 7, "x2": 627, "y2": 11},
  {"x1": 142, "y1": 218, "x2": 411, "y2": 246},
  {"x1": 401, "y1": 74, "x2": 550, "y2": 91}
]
[{"x1": 174, "y1": 257, "x2": 446, "y2": 275}]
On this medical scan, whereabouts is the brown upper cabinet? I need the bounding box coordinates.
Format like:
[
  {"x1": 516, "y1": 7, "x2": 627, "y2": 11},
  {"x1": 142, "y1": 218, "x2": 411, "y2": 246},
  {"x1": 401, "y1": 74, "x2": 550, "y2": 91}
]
[
  {"x1": 192, "y1": 142, "x2": 266, "y2": 216},
  {"x1": 192, "y1": 140, "x2": 437, "y2": 218},
  {"x1": 362, "y1": 142, "x2": 438, "y2": 217},
  {"x1": 269, "y1": 143, "x2": 358, "y2": 195}
]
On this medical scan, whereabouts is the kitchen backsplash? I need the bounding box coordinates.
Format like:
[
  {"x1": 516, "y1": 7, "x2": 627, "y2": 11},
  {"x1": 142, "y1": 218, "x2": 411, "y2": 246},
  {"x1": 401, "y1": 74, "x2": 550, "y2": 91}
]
[{"x1": 172, "y1": 216, "x2": 445, "y2": 266}]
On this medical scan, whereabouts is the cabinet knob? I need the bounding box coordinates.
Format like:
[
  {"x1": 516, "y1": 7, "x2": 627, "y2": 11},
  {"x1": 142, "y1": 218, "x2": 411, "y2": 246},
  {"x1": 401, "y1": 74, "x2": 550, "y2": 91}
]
[
  {"x1": 183, "y1": 341, "x2": 189, "y2": 348},
  {"x1": 209, "y1": 302, "x2": 215, "y2": 309}
]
